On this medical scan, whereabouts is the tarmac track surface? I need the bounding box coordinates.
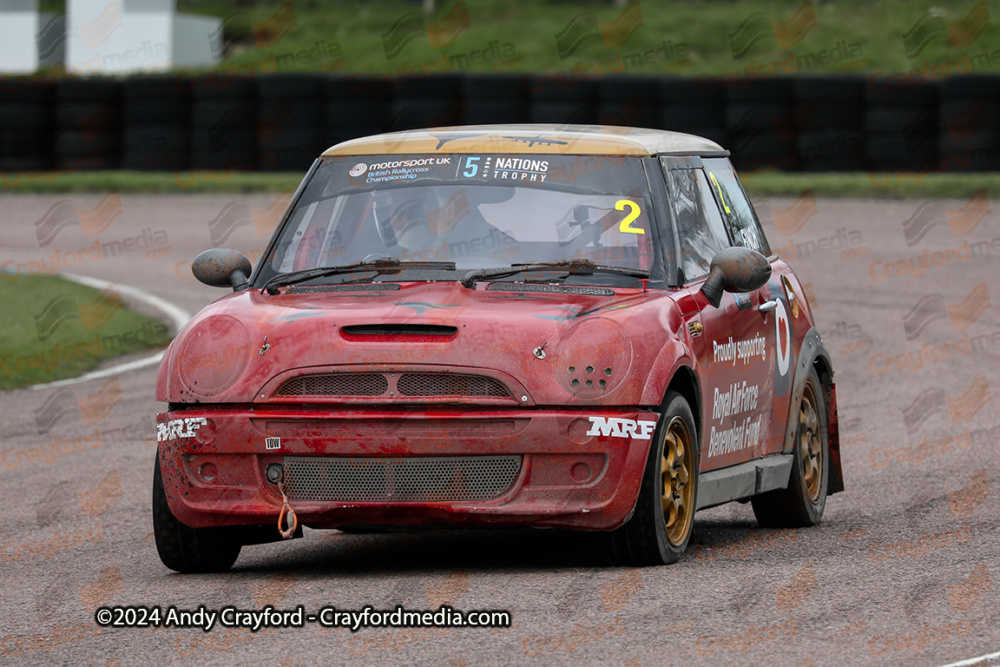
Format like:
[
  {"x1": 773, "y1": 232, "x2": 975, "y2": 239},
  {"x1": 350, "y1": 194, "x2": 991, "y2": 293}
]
[{"x1": 1, "y1": 193, "x2": 998, "y2": 666}]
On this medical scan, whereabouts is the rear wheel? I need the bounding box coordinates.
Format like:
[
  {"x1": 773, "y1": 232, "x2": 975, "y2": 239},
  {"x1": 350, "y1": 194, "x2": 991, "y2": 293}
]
[
  {"x1": 752, "y1": 367, "x2": 829, "y2": 527},
  {"x1": 611, "y1": 391, "x2": 699, "y2": 565},
  {"x1": 152, "y1": 455, "x2": 242, "y2": 573}
]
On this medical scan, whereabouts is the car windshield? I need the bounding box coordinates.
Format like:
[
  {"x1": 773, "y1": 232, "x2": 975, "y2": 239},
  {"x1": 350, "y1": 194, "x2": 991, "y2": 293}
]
[{"x1": 259, "y1": 154, "x2": 660, "y2": 286}]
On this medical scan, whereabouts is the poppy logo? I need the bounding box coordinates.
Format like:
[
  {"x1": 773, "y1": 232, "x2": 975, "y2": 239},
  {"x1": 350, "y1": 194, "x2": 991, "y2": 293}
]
[
  {"x1": 350, "y1": 163, "x2": 368, "y2": 177},
  {"x1": 774, "y1": 298, "x2": 791, "y2": 377}
]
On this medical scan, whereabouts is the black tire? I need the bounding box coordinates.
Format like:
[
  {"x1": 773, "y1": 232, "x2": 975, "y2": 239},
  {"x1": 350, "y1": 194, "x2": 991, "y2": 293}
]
[
  {"x1": 610, "y1": 391, "x2": 699, "y2": 565},
  {"x1": 152, "y1": 454, "x2": 241, "y2": 574},
  {"x1": 752, "y1": 368, "x2": 829, "y2": 527}
]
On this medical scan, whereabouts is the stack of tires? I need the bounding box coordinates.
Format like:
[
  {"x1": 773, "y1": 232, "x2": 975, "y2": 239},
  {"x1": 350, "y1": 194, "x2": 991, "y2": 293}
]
[
  {"x1": 937, "y1": 75, "x2": 1000, "y2": 172},
  {"x1": 659, "y1": 78, "x2": 727, "y2": 147},
  {"x1": 55, "y1": 78, "x2": 122, "y2": 170},
  {"x1": 190, "y1": 75, "x2": 256, "y2": 171},
  {"x1": 122, "y1": 76, "x2": 191, "y2": 171},
  {"x1": 325, "y1": 76, "x2": 394, "y2": 147},
  {"x1": 725, "y1": 78, "x2": 796, "y2": 171},
  {"x1": 258, "y1": 74, "x2": 326, "y2": 172},
  {"x1": 865, "y1": 77, "x2": 939, "y2": 171},
  {"x1": 463, "y1": 74, "x2": 529, "y2": 125},
  {"x1": 392, "y1": 74, "x2": 465, "y2": 131},
  {"x1": 597, "y1": 75, "x2": 660, "y2": 129},
  {"x1": 528, "y1": 75, "x2": 599, "y2": 125},
  {"x1": 794, "y1": 77, "x2": 865, "y2": 172},
  {"x1": 0, "y1": 78, "x2": 54, "y2": 171}
]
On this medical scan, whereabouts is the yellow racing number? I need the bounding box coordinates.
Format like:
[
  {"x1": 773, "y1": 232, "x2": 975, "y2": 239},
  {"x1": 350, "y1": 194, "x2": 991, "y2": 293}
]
[
  {"x1": 708, "y1": 172, "x2": 731, "y2": 214},
  {"x1": 615, "y1": 199, "x2": 644, "y2": 234}
]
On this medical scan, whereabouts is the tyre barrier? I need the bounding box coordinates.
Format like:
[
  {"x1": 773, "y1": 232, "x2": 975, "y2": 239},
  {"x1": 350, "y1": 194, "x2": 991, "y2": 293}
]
[
  {"x1": 0, "y1": 73, "x2": 997, "y2": 173},
  {"x1": 55, "y1": 77, "x2": 122, "y2": 170},
  {"x1": 123, "y1": 75, "x2": 191, "y2": 171},
  {"x1": 0, "y1": 77, "x2": 54, "y2": 171}
]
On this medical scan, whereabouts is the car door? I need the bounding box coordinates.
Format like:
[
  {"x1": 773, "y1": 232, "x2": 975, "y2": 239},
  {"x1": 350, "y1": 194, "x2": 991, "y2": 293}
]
[{"x1": 660, "y1": 156, "x2": 776, "y2": 473}]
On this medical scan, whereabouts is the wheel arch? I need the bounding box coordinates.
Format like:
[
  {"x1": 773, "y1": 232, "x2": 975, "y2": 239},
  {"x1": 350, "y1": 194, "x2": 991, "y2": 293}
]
[
  {"x1": 663, "y1": 364, "x2": 702, "y2": 446},
  {"x1": 784, "y1": 327, "x2": 844, "y2": 495}
]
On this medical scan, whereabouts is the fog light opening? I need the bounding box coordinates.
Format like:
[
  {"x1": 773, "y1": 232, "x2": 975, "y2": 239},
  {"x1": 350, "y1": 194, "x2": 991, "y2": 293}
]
[{"x1": 266, "y1": 463, "x2": 284, "y2": 484}]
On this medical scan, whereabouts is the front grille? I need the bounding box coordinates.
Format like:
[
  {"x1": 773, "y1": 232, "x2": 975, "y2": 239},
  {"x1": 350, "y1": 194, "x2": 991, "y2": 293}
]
[
  {"x1": 282, "y1": 456, "x2": 522, "y2": 502},
  {"x1": 274, "y1": 372, "x2": 512, "y2": 399},
  {"x1": 276, "y1": 373, "x2": 388, "y2": 396},
  {"x1": 397, "y1": 373, "x2": 510, "y2": 397}
]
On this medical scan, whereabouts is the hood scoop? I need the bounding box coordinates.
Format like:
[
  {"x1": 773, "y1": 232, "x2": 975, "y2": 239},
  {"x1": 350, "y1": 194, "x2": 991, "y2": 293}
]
[{"x1": 341, "y1": 324, "x2": 458, "y2": 341}]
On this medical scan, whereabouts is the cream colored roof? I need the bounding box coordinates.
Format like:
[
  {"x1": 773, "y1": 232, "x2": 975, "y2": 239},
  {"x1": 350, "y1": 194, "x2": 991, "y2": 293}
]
[{"x1": 322, "y1": 124, "x2": 727, "y2": 157}]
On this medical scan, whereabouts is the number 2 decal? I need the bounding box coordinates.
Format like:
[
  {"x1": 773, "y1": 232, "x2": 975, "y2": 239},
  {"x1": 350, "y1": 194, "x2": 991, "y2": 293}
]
[
  {"x1": 708, "y1": 172, "x2": 731, "y2": 214},
  {"x1": 615, "y1": 199, "x2": 644, "y2": 234}
]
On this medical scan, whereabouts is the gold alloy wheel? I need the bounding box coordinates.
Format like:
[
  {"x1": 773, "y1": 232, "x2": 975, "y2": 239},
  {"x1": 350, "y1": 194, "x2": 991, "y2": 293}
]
[
  {"x1": 799, "y1": 381, "x2": 824, "y2": 502},
  {"x1": 661, "y1": 416, "x2": 695, "y2": 546}
]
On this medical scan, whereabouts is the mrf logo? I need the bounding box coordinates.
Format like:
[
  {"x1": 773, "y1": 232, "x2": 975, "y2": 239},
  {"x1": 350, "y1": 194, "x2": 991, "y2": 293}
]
[
  {"x1": 586, "y1": 416, "x2": 656, "y2": 440},
  {"x1": 157, "y1": 417, "x2": 207, "y2": 442}
]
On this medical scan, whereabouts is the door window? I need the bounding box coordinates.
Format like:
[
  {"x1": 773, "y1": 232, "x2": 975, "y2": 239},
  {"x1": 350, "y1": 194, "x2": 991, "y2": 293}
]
[
  {"x1": 663, "y1": 166, "x2": 731, "y2": 283},
  {"x1": 704, "y1": 158, "x2": 771, "y2": 256}
]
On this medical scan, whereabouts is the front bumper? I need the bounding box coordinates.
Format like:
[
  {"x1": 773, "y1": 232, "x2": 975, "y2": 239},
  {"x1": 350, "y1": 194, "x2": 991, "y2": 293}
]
[{"x1": 155, "y1": 406, "x2": 659, "y2": 531}]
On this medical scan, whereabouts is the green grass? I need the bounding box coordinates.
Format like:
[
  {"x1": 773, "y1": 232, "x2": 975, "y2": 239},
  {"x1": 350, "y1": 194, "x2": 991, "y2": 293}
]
[
  {"x1": 155, "y1": 0, "x2": 1000, "y2": 77},
  {"x1": 4, "y1": 169, "x2": 999, "y2": 199},
  {"x1": 0, "y1": 170, "x2": 304, "y2": 193},
  {"x1": 739, "y1": 171, "x2": 1000, "y2": 200},
  {"x1": 0, "y1": 275, "x2": 172, "y2": 390}
]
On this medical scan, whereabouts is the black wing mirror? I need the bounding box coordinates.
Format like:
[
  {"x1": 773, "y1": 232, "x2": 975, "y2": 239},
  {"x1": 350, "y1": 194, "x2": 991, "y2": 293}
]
[
  {"x1": 191, "y1": 248, "x2": 252, "y2": 290},
  {"x1": 701, "y1": 246, "x2": 771, "y2": 308}
]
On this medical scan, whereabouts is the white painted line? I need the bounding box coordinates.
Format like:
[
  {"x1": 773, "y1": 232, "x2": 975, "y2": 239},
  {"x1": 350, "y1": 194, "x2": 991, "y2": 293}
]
[
  {"x1": 28, "y1": 273, "x2": 192, "y2": 390},
  {"x1": 62, "y1": 272, "x2": 190, "y2": 332},
  {"x1": 937, "y1": 650, "x2": 1000, "y2": 667}
]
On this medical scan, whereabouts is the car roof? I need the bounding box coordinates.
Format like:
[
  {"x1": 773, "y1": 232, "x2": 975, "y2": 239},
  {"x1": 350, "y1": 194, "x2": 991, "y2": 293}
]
[{"x1": 321, "y1": 124, "x2": 729, "y2": 158}]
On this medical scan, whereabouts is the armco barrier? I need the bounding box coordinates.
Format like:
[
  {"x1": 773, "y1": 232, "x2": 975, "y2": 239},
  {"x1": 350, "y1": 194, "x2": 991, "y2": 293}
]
[{"x1": 0, "y1": 73, "x2": 992, "y2": 173}]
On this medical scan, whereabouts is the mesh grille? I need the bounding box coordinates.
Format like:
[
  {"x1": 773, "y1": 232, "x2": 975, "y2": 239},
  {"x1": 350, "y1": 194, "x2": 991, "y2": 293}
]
[
  {"x1": 277, "y1": 373, "x2": 388, "y2": 396},
  {"x1": 397, "y1": 373, "x2": 511, "y2": 397},
  {"x1": 282, "y1": 456, "x2": 522, "y2": 502},
  {"x1": 487, "y1": 283, "x2": 614, "y2": 296}
]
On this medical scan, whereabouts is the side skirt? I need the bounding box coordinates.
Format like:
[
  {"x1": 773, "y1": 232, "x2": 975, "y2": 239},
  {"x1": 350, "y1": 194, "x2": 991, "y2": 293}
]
[{"x1": 695, "y1": 455, "x2": 794, "y2": 511}]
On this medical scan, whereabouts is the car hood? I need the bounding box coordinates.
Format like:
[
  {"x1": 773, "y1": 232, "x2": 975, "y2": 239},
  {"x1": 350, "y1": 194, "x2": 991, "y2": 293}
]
[{"x1": 158, "y1": 281, "x2": 690, "y2": 406}]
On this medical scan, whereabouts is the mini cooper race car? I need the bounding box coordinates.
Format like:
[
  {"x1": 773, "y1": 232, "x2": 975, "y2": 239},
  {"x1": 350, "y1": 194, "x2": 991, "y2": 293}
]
[{"x1": 153, "y1": 125, "x2": 843, "y2": 573}]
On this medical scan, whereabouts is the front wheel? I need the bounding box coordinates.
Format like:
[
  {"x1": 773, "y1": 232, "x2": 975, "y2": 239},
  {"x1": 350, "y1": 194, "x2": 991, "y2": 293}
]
[
  {"x1": 751, "y1": 367, "x2": 829, "y2": 527},
  {"x1": 611, "y1": 391, "x2": 699, "y2": 565},
  {"x1": 152, "y1": 455, "x2": 242, "y2": 573}
]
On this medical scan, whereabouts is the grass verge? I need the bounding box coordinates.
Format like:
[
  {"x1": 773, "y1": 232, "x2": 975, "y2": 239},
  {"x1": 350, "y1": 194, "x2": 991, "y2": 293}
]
[
  {"x1": 0, "y1": 275, "x2": 172, "y2": 391},
  {"x1": 2, "y1": 169, "x2": 998, "y2": 199},
  {"x1": 161, "y1": 0, "x2": 1000, "y2": 77}
]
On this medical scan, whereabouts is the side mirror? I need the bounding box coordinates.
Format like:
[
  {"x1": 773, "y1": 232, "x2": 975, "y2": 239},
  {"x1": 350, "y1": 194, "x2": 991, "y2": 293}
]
[
  {"x1": 700, "y1": 246, "x2": 771, "y2": 308},
  {"x1": 192, "y1": 248, "x2": 252, "y2": 290}
]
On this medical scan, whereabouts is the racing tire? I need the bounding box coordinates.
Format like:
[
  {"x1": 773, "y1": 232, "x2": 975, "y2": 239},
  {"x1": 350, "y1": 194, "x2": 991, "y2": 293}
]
[
  {"x1": 751, "y1": 367, "x2": 829, "y2": 528},
  {"x1": 610, "y1": 391, "x2": 699, "y2": 566},
  {"x1": 152, "y1": 455, "x2": 241, "y2": 574}
]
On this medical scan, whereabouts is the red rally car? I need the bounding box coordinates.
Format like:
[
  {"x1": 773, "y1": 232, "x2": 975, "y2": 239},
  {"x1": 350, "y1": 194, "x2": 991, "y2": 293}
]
[{"x1": 153, "y1": 125, "x2": 843, "y2": 573}]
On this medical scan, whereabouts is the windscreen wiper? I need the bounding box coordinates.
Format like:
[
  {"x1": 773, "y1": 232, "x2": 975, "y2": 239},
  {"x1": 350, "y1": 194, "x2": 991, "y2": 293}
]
[
  {"x1": 261, "y1": 258, "x2": 456, "y2": 295},
  {"x1": 460, "y1": 260, "x2": 649, "y2": 288}
]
